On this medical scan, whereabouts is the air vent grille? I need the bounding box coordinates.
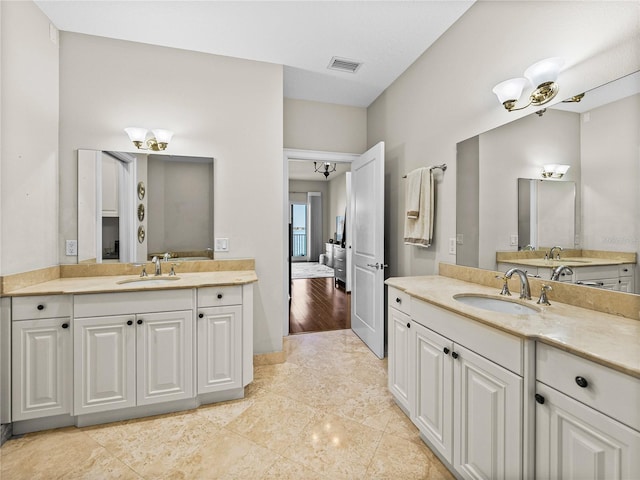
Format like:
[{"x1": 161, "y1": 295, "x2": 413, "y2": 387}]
[{"x1": 328, "y1": 56, "x2": 362, "y2": 74}]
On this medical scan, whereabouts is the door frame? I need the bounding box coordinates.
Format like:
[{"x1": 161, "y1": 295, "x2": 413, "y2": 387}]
[{"x1": 283, "y1": 148, "x2": 359, "y2": 336}]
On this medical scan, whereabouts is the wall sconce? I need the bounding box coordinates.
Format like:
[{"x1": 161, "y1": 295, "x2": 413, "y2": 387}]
[
  {"x1": 542, "y1": 164, "x2": 570, "y2": 179},
  {"x1": 124, "y1": 127, "x2": 174, "y2": 151},
  {"x1": 314, "y1": 162, "x2": 337, "y2": 179},
  {"x1": 492, "y1": 58, "x2": 564, "y2": 112}
]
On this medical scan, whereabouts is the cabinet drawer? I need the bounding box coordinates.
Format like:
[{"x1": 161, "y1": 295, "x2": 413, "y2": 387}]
[
  {"x1": 388, "y1": 287, "x2": 411, "y2": 316},
  {"x1": 334, "y1": 247, "x2": 346, "y2": 260},
  {"x1": 74, "y1": 289, "x2": 193, "y2": 317},
  {"x1": 12, "y1": 295, "x2": 71, "y2": 321},
  {"x1": 198, "y1": 286, "x2": 242, "y2": 307},
  {"x1": 537, "y1": 343, "x2": 640, "y2": 430},
  {"x1": 574, "y1": 265, "x2": 619, "y2": 281},
  {"x1": 619, "y1": 264, "x2": 633, "y2": 277}
]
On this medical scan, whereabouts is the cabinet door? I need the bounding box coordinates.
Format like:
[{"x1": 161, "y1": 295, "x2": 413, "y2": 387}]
[
  {"x1": 136, "y1": 310, "x2": 193, "y2": 405},
  {"x1": 74, "y1": 315, "x2": 136, "y2": 415},
  {"x1": 197, "y1": 305, "x2": 242, "y2": 393},
  {"x1": 536, "y1": 382, "x2": 640, "y2": 480},
  {"x1": 453, "y1": 344, "x2": 523, "y2": 480},
  {"x1": 12, "y1": 318, "x2": 71, "y2": 420},
  {"x1": 388, "y1": 307, "x2": 411, "y2": 411},
  {"x1": 411, "y1": 321, "x2": 454, "y2": 463}
]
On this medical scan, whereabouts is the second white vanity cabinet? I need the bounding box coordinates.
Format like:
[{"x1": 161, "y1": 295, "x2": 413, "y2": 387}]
[
  {"x1": 11, "y1": 295, "x2": 73, "y2": 421},
  {"x1": 410, "y1": 299, "x2": 524, "y2": 480},
  {"x1": 73, "y1": 290, "x2": 194, "y2": 415},
  {"x1": 535, "y1": 343, "x2": 640, "y2": 479},
  {"x1": 196, "y1": 286, "x2": 243, "y2": 394}
]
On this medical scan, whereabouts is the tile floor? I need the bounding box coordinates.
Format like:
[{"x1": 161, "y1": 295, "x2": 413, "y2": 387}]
[{"x1": 0, "y1": 329, "x2": 454, "y2": 479}]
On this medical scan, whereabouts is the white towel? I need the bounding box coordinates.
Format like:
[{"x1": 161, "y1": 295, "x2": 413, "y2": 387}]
[
  {"x1": 405, "y1": 168, "x2": 424, "y2": 219},
  {"x1": 404, "y1": 168, "x2": 434, "y2": 247}
]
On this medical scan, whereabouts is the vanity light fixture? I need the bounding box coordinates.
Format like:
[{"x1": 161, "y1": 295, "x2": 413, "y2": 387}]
[
  {"x1": 314, "y1": 162, "x2": 337, "y2": 179},
  {"x1": 542, "y1": 164, "x2": 570, "y2": 179},
  {"x1": 124, "y1": 127, "x2": 174, "y2": 151},
  {"x1": 492, "y1": 57, "x2": 564, "y2": 112}
]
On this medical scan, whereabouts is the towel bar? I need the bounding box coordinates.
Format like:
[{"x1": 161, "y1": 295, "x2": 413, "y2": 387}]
[{"x1": 402, "y1": 164, "x2": 447, "y2": 178}]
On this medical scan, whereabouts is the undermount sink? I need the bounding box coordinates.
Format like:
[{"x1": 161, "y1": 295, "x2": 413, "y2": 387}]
[
  {"x1": 453, "y1": 294, "x2": 540, "y2": 315},
  {"x1": 117, "y1": 276, "x2": 181, "y2": 286}
]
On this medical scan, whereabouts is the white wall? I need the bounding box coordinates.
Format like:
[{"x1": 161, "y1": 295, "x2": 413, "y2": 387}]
[
  {"x1": 58, "y1": 33, "x2": 284, "y2": 354},
  {"x1": 367, "y1": 1, "x2": 640, "y2": 279},
  {"x1": 284, "y1": 98, "x2": 366, "y2": 153},
  {"x1": 0, "y1": 1, "x2": 59, "y2": 275}
]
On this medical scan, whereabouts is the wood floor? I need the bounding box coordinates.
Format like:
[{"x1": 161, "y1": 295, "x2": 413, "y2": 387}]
[{"x1": 289, "y1": 277, "x2": 351, "y2": 334}]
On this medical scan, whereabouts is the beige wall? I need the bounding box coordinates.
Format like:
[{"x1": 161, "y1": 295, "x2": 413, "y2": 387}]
[
  {"x1": 59, "y1": 33, "x2": 284, "y2": 354},
  {"x1": 367, "y1": 1, "x2": 640, "y2": 279},
  {"x1": 0, "y1": 1, "x2": 59, "y2": 275},
  {"x1": 284, "y1": 98, "x2": 366, "y2": 153}
]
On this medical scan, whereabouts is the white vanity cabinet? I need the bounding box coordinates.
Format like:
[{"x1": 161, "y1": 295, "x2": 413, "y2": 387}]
[
  {"x1": 11, "y1": 295, "x2": 72, "y2": 421},
  {"x1": 196, "y1": 286, "x2": 243, "y2": 394},
  {"x1": 389, "y1": 293, "x2": 525, "y2": 480},
  {"x1": 387, "y1": 287, "x2": 411, "y2": 413},
  {"x1": 73, "y1": 290, "x2": 194, "y2": 415},
  {"x1": 535, "y1": 343, "x2": 640, "y2": 480}
]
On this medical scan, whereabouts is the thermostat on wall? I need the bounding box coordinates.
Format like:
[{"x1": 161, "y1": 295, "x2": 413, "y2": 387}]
[{"x1": 215, "y1": 238, "x2": 229, "y2": 252}]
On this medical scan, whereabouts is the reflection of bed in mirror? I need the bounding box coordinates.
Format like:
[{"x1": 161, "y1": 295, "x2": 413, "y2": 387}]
[
  {"x1": 456, "y1": 71, "x2": 640, "y2": 294},
  {"x1": 78, "y1": 150, "x2": 214, "y2": 264}
]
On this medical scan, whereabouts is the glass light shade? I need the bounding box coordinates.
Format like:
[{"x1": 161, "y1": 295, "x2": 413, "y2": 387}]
[
  {"x1": 543, "y1": 164, "x2": 559, "y2": 175},
  {"x1": 492, "y1": 77, "x2": 530, "y2": 104},
  {"x1": 152, "y1": 129, "x2": 174, "y2": 143},
  {"x1": 554, "y1": 164, "x2": 570, "y2": 175},
  {"x1": 524, "y1": 57, "x2": 564, "y2": 88},
  {"x1": 124, "y1": 127, "x2": 148, "y2": 143}
]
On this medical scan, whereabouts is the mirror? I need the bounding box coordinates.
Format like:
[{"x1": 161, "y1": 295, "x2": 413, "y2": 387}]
[
  {"x1": 456, "y1": 71, "x2": 639, "y2": 292},
  {"x1": 78, "y1": 150, "x2": 214, "y2": 263}
]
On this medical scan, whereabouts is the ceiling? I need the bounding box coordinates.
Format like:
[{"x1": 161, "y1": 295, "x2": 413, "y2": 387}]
[{"x1": 35, "y1": 0, "x2": 474, "y2": 108}]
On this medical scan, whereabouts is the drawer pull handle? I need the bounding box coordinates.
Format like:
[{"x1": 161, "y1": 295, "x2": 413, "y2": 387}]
[
  {"x1": 575, "y1": 376, "x2": 589, "y2": 388},
  {"x1": 198, "y1": 313, "x2": 204, "y2": 318},
  {"x1": 443, "y1": 347, "x2": 450, "y2": 355},
  {"x1": 137, "y1": 319, "x2": 143, "y2": 325},
  {"x1": 535, "y1": 394, "x2": 545, "y2": 404},
  {"x1": 217, "y1": 293, "x2": 223, "y2": 299},
  {"x1": 395, "y1": 297, "x2": 401, "y2": 304},
  {"x1": 451, "y1": 352, "x2": 459, "y2": 359},
  {"x1": 37, "y1": 304, "x2": 45, "y2": 311},
  {"x1": 61, "y1": 323, "x2": 69, "y2": 329},
  {"x1": 127, "y1": 320, "x2": 133, "y2": 326},
  {"x1": 406, "y1": 323, "x2": 410, "y2": 329}
]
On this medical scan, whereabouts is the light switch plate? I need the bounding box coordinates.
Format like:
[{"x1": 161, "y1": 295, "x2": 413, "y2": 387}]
[
  {"x1": 510, "y1": 234, "x2": 518, "y2": 246},
  {"x1": 214, "y1": 238, "x2": 229, "y2": 252},
  {"x1": 448, "y1": 238, "x2": 456, "y2": 255}
]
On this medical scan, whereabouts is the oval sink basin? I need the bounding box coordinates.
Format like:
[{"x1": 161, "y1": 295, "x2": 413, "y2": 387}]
[
  {"x1": 117, "y1": 276, "x2": 181, "y2": 286},
  {"x1": 453, "y1": 294, "x2": 540, "y2": 315}
]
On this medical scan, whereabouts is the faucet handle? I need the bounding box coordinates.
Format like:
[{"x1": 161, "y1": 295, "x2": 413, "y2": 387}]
[
  {"x1": 495, "y1": 275, "x2": 511, "y2": 296},
  {"x1": 537, "y1": 284, "x2": 552, "y2": 306},
  {"x1": 139, "y1": 265, "x2": 148, "y2": 277},
  {"x1": 169, "y1": 263, "x2": 178, "y2": 276},
  {"x1": 163, "y1": 252, "x2": 171, "y2": 262}
]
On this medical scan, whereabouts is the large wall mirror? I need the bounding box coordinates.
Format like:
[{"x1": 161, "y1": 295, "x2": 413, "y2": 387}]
[
  {"x1": 456, "y1": 71, "x2": 639, "y2": 292},
  {"x1": 78, "y1": 150, "x2": 214, "y2": 264}
]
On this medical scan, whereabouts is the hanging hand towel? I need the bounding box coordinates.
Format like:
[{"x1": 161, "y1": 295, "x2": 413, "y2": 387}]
[
  {"x1": 404, "y1": 168, "x2": 434, "y2": 247},
  {"x1": 405, "y1": 168, "x2": 424, "y2": 219}
]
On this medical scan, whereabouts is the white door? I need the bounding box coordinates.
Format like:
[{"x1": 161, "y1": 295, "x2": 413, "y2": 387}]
[
  {"x1": 12, "y1": 318, "x2": 72, "y2": 420},
  {"x1": 350, "y1": 141, "x2": 385, "y2": 358},
  {"x1": 74, "y1": 315, "x2": 136, "y2": 415},
  {"x1": 197, "y1": 305, "x2": 242, "y2": 393},
  {"x1": 137, "y1": 310, "x2": 193, "y2": 405}
]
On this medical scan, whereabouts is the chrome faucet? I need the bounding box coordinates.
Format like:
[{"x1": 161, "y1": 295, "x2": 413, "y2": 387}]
[
  {"x1": 151, "y1": 256, "x2": 162, "y2": 276},
  {"x1": 548, "y1": 245, "x2": 563, "y2": 260},
  {"x1": 551, "y1": 265, "x2": 574, "y2": 281},
  {"x1": 504, "y1": 268, "x2": 532, "y2": 300}
]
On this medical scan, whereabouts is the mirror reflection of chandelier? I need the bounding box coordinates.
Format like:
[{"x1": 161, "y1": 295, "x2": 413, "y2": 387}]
[{"x1": 314, "y1": 161, "x2": 337, "y2": 179}]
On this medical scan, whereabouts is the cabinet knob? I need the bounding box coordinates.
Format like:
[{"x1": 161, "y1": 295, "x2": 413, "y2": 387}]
[
  {"x1": 575, "y1": 376, "x2": 589, "y2": 388},
  {"x1": 451, "y1": 351, "x2": 459, "y2": 359},
  {"x1": 127, "y1": 320, "x2": 133, "y2": 326},
  {"x1": 217, "y1": 293, "x2": 223, "y2": 299},
  {"x1": 535, "y1": 394, "x2": 545, "y2": 404},
  {"x1": 61, "y1": 323, "x2": 69, "y2": 329},
  {"x1": 37, "y1": 304, "x2": 45, "y2": 311},
  {"x1": 395, "y1": 297, "x2": 401, "y2": 304},
  {"x1": 406, "y1": 323, "x2": 410, "y2": 329},
  {"x1": 198, "y1": 313, "x2": 204, "y2": 318},
  {"x1": 137, "y1": 319, "x2": 143, "y2": 325},
  {"x1": 443, "y1": 347, "x2": 450, "y2": 355}
]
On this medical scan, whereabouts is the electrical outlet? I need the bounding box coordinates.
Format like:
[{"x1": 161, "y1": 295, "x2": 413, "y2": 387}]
[
  {"x1": 448, "y1": 238, "x2": 456, "y2": 255},
  {"x1": 214, "y1": 238, "x2": 229, "y2": 252},
  {"x1": 510, "y1": 234, "x2": 518, "y2": 246},
  {"x1": 65, "y1": 240, "x2": 78, "y2": 256}
]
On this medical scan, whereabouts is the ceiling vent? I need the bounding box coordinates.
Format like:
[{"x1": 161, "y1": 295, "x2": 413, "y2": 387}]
[{"x1": 328, "y1": 56, "x2": 362, "y2": 74}]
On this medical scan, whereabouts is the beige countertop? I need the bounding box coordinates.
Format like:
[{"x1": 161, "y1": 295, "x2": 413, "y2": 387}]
[
  {"x1": 386, "y1": 275, "x2": 640, "y2": 378},
  {"x1": 497, "y1": 257, "x2": 632, "y2": 268},
  {"x1": 4, "y1": 270, "x2": 258, "y2": 297}
]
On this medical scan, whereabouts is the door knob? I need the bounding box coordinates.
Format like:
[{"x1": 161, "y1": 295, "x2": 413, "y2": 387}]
[{"x1": 366, "y1": 263, "x2": 379, "y2": 269}]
